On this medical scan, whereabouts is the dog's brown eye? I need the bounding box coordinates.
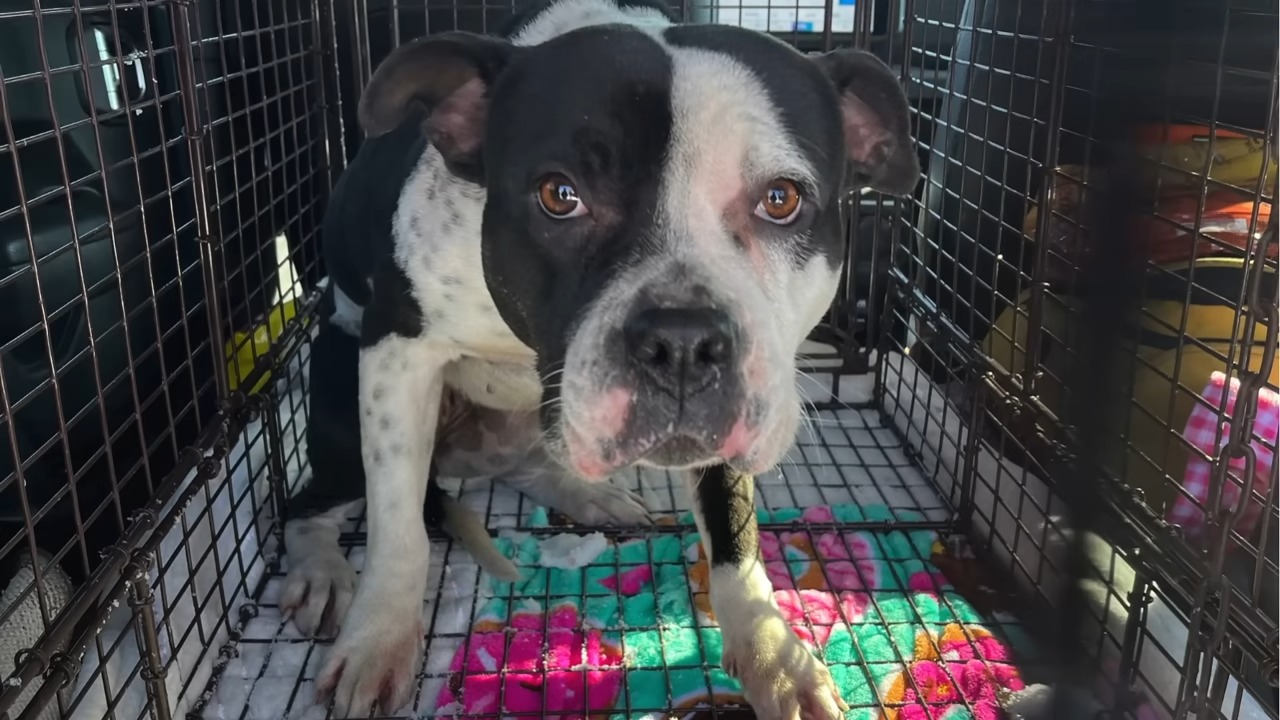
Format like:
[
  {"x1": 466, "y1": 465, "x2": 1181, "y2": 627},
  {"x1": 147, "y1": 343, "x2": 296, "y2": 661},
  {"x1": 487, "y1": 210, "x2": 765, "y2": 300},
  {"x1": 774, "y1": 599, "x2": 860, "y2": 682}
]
[
  {"x1": 537, "y1": 174, "x2": 588, "y2": 219},
  {"x1": 755, "y1": 179, "x2": 802, "y2": 224}
]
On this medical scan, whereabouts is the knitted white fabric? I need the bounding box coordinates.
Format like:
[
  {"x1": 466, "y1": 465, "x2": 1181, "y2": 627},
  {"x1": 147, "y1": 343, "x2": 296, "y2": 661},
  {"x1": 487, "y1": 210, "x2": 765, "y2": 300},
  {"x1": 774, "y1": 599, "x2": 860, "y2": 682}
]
[{"x1": 0, "y1": 551, "x2": 75, "y2": 720}]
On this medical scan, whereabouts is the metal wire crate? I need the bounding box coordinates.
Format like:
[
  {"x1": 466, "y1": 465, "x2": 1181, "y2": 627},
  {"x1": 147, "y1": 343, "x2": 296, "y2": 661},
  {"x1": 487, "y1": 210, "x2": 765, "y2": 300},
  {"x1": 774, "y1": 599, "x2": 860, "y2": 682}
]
[
  {"x1": 885, "y1": 0, "x2": 1278, "y2": 717},
  {"x1": 0, "y1": 0, "x2": 1274, "y2": 719}
]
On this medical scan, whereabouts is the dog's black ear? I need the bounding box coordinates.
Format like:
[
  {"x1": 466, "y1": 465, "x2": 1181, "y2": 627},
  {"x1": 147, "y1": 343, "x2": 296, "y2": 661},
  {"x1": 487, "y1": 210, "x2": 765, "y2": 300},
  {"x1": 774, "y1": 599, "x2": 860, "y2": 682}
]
[
  {"x1": 359, "y1": 32, "x2": 516, "y2": 179},
  {"x1": 812, "y1": 49, "x2": 920, "y2": 195}
]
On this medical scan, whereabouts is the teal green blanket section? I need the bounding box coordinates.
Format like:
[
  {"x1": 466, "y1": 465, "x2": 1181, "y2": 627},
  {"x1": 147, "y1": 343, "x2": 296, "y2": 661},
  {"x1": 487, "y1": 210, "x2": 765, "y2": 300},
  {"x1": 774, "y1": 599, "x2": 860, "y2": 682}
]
[{"x1": 433, "y1": 504, "x2": 1032, "y2": 720}]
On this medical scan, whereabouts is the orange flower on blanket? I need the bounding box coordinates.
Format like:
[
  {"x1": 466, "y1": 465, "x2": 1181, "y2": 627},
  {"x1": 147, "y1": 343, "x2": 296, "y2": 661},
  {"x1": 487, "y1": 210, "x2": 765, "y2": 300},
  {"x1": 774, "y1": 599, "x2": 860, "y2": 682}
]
[{"x1": 880, "y1": 624, "x2": 1024, "y2": 720}]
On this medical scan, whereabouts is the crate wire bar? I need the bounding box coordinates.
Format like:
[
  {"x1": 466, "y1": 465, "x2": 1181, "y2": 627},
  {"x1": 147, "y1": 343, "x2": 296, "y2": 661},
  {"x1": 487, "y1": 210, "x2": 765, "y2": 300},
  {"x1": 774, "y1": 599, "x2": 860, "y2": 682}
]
[{"x1": 0, "y1": 0, "x2": 1274, "y2": 719}]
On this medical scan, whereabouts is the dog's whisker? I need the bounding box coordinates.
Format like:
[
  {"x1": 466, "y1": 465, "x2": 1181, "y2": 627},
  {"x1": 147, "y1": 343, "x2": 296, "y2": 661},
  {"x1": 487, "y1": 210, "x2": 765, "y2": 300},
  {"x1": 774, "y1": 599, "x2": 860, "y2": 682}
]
[
  {"x1": 792, "y1": 377, "x2": 822, "y2": 447},
  {"x1": 795, "y1": 406, "x2": 819, "y2": 447},
  {"x1": 535, "y1": 392, "x2": 563, "y2": 412},
  {"x1": 538, "y1": 368, "x2": 566, "y2": 385},
  {"x1": 792, "y1": 368, "x2": 877, "y2": 418}
]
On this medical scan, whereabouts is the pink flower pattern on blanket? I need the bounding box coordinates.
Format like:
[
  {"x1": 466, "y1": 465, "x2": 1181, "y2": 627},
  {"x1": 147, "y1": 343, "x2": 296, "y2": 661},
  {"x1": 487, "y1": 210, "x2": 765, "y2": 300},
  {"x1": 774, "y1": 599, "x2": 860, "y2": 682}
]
[
  {"x1": 876, "y1": 625, "x2": 1024, "y2": 720},
  {"x1": 758, "y1": 519, "x2": 872, "y2": 655},
  {"x1": 777, "y1": 589, "x2": 871, "y2": 645},
  {"x1": 760, "y1": 507, "x2": 883, "y2": 593},
  {"x1": 896, "y1": 660, "x2": 1022, "y2": 720},
  {"x1": 437, "y1": 603, "x2": 625, "y2": 719}
]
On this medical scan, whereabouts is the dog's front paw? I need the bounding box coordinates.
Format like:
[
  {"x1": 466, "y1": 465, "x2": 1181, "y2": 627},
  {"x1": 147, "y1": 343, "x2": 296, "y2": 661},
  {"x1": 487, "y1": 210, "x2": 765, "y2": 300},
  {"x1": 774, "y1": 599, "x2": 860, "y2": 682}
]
[
  {"x1": 280, "y1": 552, "x2": 355, "y2": 637},
  {"x1": 724, "y1": 620, "x2": 848, "y2": 720},
  {"x1": 566, "y1": 483, "x2": 651, "y2": 525},
  {"x1": 316, "y1": 596, "x2": 424, "y2": 717}
]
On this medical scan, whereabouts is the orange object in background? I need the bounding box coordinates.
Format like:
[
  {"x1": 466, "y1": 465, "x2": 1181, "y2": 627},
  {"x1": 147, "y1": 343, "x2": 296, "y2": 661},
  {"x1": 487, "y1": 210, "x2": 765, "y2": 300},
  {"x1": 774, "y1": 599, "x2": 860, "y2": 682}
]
[
  {"x1": 1133, "y1": 123, "x2": 1254, "y2": 145},
  {"x1": 1024, "y1": 146, "x2": 1273, "y2": 285},
  {"x1": 1136, "y1": 191, "x2": 1274, "y2": 266},
  {"x1": 1132, "y1": 122, "x2": 1277, "y2": 192}
]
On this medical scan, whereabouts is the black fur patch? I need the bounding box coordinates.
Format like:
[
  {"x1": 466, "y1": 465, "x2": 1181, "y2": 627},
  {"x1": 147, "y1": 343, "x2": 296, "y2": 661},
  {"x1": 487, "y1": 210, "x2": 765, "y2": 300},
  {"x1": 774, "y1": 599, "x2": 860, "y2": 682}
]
[
  {"x1": 695, "y1": 464, "x2": 759, "y2": 566},
  {"x1": 360, "y1": 254, "x2": 426, "y2": 347},
  {"x1": 481, "y1": 25, "x2": 674, "y2": 369},
  {"x1": 322, "y1": 121, "x2": 426, "y2": 307}
]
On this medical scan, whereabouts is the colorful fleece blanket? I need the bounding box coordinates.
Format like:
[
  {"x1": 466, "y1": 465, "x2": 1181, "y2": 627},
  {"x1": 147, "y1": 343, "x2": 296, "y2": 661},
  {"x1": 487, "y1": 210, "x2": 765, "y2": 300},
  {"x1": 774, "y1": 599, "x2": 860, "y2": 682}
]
[{"x1": 433, "y1": 505, "x2": 1034, "y2": 720}]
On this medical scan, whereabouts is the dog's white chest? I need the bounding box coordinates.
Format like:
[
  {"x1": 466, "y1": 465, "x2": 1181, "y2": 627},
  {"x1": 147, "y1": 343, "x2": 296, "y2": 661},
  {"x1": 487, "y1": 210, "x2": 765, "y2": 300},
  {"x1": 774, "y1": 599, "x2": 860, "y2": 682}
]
[{"x1": 444, "y1": 357, "x2": 541, "y2": 410}]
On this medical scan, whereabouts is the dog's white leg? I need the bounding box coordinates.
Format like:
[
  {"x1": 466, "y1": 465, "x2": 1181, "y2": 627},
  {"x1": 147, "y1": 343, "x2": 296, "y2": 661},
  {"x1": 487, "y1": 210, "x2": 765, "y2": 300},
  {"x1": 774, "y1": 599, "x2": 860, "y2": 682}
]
[
  {"x1": 501, "y1": 468, "x2": 652, "y2": 525},
  {"x1": 690, "y1": 464, "x2": 847, "y2": 720},
  {"x1": 316, "y1": 336, "x2": 450, "y2": 718},
  {"x1": 280, "y1": 500, "x2": 361, "y2": 637},
  {"x1": 499, "y1": 446, "x2": 650, "y2": 525}
]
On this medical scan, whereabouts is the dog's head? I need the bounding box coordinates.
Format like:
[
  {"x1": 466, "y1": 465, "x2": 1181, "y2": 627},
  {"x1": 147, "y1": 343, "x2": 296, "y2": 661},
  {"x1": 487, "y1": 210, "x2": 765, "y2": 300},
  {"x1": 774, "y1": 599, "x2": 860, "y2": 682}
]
[{"x1": 360, "y1": 0, "x2": 919, "y2": 479}]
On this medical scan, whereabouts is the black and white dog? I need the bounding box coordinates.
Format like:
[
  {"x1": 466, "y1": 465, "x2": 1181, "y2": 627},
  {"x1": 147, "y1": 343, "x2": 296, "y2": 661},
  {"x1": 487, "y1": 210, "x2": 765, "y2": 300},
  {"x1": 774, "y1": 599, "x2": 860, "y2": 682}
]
[{"x1": 282, "y1": 0, "x2": 919, "y2": 716}]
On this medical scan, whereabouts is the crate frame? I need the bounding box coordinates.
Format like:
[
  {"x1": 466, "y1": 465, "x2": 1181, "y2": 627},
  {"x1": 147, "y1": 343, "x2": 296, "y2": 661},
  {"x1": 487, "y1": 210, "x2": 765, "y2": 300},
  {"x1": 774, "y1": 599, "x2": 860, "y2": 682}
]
[{"x1": 0, "y1": 0, "x2": 1274, "y2": 719}]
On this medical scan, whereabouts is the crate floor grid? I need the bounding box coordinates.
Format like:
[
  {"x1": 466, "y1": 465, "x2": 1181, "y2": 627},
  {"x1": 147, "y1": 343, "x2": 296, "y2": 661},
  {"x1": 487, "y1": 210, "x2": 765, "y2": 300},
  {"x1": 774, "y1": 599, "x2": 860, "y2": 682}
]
[{"x1": 204, "y1": 410, "x2": 1034, "y2": 720}]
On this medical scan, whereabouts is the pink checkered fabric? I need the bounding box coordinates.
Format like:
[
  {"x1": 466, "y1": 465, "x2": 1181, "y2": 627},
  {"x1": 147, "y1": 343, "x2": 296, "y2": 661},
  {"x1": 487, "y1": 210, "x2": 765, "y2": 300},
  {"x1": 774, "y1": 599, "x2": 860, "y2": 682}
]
[{"x1": 1167, "y1": 371, "x2": 1279, "y2": 540}]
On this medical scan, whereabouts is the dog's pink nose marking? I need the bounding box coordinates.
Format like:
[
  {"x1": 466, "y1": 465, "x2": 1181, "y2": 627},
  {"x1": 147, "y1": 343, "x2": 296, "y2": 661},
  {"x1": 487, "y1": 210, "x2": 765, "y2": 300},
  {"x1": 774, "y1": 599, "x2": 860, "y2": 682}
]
[{"x1": 719, "y1": 416, "x2": 757, "y2": 460}]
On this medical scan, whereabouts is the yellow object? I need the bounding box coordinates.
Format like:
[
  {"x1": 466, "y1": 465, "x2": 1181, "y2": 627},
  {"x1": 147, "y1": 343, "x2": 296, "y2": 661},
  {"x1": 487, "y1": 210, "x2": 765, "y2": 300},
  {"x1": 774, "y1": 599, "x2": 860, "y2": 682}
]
[
  {"x1": 225, "y1": 299, "x2": 301, "y2": 394},
  {"x1": 1141, "y1": 136, "x2": 1278, "y2": 191},
  {"x1": 983, "y1": 257, "x2": 1279, "y2": 513}
]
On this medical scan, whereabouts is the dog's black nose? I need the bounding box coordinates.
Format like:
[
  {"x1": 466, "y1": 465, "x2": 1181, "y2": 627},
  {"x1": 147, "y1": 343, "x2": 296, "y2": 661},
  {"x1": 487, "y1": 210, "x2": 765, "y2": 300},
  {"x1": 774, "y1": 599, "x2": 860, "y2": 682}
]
[{"x1": 624, "y1": 307, "x2": 737, "y2": 397}]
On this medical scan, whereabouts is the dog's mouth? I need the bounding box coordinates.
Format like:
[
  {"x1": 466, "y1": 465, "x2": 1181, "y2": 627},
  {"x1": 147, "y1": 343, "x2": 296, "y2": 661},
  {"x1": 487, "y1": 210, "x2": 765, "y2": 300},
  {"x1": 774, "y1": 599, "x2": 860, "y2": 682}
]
[
  {"x1": 560, "y1": 404, "x2": 765, "y2": 479},
  {"x1": 638, "y1": 434, "x2": 715, "y2": 469}
]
